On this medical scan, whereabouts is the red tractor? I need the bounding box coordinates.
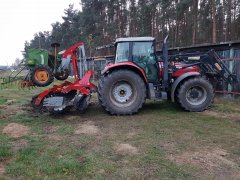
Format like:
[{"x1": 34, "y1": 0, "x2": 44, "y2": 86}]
[
  {"x1": 32, "y1": 36, "x2": 234, "y2": 115},
  {"x1": 97, "y1": 36, "x2": 234, "y2": 115}
]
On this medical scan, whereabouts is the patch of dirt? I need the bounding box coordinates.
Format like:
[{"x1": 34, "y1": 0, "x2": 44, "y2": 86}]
[
  {"x1": 168, "y1": 148, "x2": 240, "y2": 179},
  {"x1": 43, "y1": 125, "x2": 59, "y2": 134},
  {"x1": 160, "y1": 141, "x2": 176, "y2": 152},
  {"x1": 203, "y1": 110, "x2": 240, "y2": 122},
  {"x1": 203, "y1": 110, "x2": 220, "y2": 117},
  {"x1": 0, "y1": 105, "x2": 25, "y2": 118},
  {"x1": 65, "y1": 115, "x2": 79, "y2": 121},
  {"x1": 0, "y1": 105, "x2": 7, "y2": 109},
  {"x1": 48, "y1": 134, "x2": 62, "y2": 141},
  {"x1": 42, "y1": 125, "x2": 61, "y2": 141},
  {"x1": 232, "y1": 107, "x2": 240, "y2": 113},
  {"x1": 22, "y1": 105, "x2": 48, "y2": 118},
  {"x1": 126, "y1": 132, "x2": 138, "y2": 139},
  {"x1": 12, "y1": 139, "x2": 29, "y2": 151},
  {"x1": 0, "y1": 114, "x2": 7, "y2": 120},
  {"x1": 6, "y1": 99, "x2": 17, "y2": 105},
  {"x1": 98, "y1": 169, "x2": 105, "y2": 174},
  {"x1": 0, "y1": 163, "x2": 5, "y2": 175},
  {"x1": 75, "y1": 121, "x2": 100, "y2": 135},
  {"x1": 114, "y1": 143, "x2": 138, "y2": 155},
  {"x1": 3, "y1": 123, "x2": 29, "y2": 138}
]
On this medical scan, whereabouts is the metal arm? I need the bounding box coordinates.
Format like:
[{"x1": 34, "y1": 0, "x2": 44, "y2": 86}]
[
  {"x1": 59, "y1": 42, "x2": 85, "y2": 81},
  {"x1": 171, "y1": 50, "x2": 237, "y2": 83}
]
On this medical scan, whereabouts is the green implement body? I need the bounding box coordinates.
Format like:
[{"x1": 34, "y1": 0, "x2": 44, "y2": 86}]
[
  {"x1": 25, "y1": 48, "x2": 52, "y2": 66},
  {"x1": 24, "y1": 48, "x2": 59, "y2": 87}
]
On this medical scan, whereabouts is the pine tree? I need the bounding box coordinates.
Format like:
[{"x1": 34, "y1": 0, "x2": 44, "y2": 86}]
[{"x1": 24, "y1": 0, "x2": 240, "y2": 54}]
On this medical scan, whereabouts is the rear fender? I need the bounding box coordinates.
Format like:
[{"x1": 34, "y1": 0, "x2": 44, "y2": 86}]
[
  {"x1": 102, "y1": 63, "x2": 148, "y2": 82},
  {"x1": 171, "y1": 72, "x2": 200, "y2": 102}
]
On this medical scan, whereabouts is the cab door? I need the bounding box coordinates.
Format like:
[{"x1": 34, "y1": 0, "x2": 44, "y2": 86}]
[{"x1": 131, "y1": 41, "x2": 158, "y2": 81}]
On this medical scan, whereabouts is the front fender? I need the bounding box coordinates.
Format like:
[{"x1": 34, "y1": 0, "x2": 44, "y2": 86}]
[
  {"x1": 171, "y1": 72, "x2": 200, "y2": 102},
  {"x1": 102, "y1": 62, "x2": 148, "y2": 82}
]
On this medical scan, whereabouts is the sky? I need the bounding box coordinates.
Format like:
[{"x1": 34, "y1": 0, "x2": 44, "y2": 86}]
[{"x1": 0, "y1": 0, "x2": 81, "y2": 66}]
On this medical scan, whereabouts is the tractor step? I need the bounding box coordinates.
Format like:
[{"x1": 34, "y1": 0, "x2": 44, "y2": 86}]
[
  {"x1": 148, "y1": 83, "x2": 168, "y2": 100},
  {"x1": 155, "y1": 91, "x2": 168, "y2": 100}
]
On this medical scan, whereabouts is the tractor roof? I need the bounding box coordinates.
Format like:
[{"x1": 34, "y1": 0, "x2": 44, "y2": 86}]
[{"x1": 115, "y1": 37, "x2": 155, "y2": 43}]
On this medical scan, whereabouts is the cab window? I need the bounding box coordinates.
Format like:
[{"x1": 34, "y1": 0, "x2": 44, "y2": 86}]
[
  {"x1": 132, "y1": 42, "x2": 158, "y2": 80},
  {"x1": 132, "y1": 42, "x2": 156, "y2": 64},
  {"x1": 115, "y1": 42, "x2": 129, "y2": 63}
]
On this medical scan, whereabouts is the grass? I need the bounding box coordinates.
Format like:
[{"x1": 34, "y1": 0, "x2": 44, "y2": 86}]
[
  {"x1": 7, "y1": 146, "x2": 94, "y2": 178},
  {"x1": 0, "y1": 98, "x2": 7, "y2": 105},
  {"x1": 0, "y1": 86, "x2": 239, "y2": 179},
  {"x1": 0, "y1": 145, "x2": 12, "y2": 159}
]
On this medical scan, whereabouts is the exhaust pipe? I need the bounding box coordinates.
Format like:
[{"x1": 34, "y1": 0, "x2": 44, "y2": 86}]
[{"x1": 162, "y1": 36, "x2": 169, "y2": 89}]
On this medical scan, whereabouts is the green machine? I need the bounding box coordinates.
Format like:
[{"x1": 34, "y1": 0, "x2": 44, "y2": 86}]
[{"x1": 25, "y1": 43, "x2": 69, "y2": 87}]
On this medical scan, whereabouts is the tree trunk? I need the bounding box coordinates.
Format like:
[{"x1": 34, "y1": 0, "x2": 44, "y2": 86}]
[
  {"x1": 192, "y1": 0, "x2": 198, "y2": 45},
  {"x1": 129, "y1": 0, "x2": 136, "y2": 36},
  {"x1": 212, "y1": 0, "x2": 217, "y2": 43},
  {"x1": 225, "y1": 0, "x2": 232, "y2": 41}
]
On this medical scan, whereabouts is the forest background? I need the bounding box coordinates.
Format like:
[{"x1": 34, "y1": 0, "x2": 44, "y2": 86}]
[{"x1": 24, "y1": 0, "x2": 240, "y2": 56}]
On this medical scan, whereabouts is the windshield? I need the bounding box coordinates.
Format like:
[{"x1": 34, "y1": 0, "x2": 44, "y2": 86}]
[{"x1": 115, "y1": 42, "x2": 129, "y2": 63}]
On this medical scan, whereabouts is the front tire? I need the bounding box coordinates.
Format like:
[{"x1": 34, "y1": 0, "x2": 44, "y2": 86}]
[
  {"x1": 177, "y1": 77, "x2": 214, "y2": 112},
  {"x1": 98, "y1": 70, "x2": 146, "y2": 115}
]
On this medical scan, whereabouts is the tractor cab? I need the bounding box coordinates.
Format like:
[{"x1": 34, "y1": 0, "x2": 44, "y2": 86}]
[{"x1": 114, "y1": 37, "x2": 159, "y2": 81}]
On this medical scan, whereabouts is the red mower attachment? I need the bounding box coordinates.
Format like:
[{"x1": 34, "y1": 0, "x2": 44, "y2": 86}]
[
  {"x1": 32, "y1": 70, "x2": 96, "y2": 114},
  {"x1": 31, "y1": 42, "x2": 96, "y2": 114}
]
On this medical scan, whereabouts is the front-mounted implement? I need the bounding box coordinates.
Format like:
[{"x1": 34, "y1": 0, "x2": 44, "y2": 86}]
[{"x1": 31, "y1": 42, "x2": 96, "y2": 114}]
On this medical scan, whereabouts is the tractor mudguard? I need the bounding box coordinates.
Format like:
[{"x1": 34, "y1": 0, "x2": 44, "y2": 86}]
[
  {"x1": 102, "y1": 62, "x2": 148, "y2": 82},
  {"x1": 171, "y1": 72, "x2": 200, "y2": 102}
]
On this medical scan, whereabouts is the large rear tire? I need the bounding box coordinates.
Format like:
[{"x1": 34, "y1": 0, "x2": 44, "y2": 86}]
[
  {"x1": 177, "y1": 77, "x2": 214, "y2": 112},
  {"x1": 98, "y1": 70, "x2": 146, "y2": 115},
  {"x1": 31, "y1": 65, "x2": 54, "y2": 87}
]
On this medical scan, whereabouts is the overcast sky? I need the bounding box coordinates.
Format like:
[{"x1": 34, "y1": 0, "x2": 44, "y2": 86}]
[{"x1": 0, "y1": 0, "x2": 81, "y2": 66}]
